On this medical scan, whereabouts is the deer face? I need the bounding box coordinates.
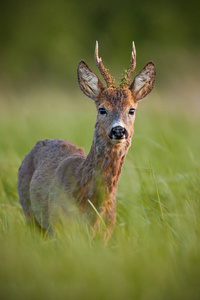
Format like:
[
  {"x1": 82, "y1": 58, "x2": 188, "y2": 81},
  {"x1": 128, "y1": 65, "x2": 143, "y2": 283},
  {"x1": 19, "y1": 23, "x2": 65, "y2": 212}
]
[
  {"x1": 77, "y1": 42, "x2": 156, "y2": 145},
  {"x1": 96, "y1": 88, "x2": 137, "y2": 144}
]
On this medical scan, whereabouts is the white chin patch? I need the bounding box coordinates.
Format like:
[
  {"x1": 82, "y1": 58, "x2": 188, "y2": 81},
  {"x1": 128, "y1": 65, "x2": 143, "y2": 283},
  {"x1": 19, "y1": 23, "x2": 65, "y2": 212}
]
[{"x1": 111, "y1": 137, "x2": 126, "y2": 144}]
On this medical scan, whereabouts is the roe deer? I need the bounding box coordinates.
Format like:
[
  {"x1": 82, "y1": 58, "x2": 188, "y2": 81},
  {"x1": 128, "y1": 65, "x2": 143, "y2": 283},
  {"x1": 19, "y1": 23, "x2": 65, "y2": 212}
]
[{"x1": 18, "y1": 41, "x2": 156, "y2": 242}]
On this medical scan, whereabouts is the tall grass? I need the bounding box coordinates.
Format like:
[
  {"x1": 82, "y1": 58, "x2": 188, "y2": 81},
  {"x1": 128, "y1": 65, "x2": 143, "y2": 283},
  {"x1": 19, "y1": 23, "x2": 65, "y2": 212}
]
[{"x1": 0, "y1": 87, "x2": 200, "y2": 300}]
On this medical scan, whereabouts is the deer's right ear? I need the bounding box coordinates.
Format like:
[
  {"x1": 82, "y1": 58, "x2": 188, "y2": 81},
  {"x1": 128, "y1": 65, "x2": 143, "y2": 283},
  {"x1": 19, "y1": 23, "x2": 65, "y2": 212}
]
[
  {"x1": 130, "y1": 62, "x2": 156, "y2": 102},
  {"x1": 77, "y1": 61, "x2": 104, "y2": 101}
]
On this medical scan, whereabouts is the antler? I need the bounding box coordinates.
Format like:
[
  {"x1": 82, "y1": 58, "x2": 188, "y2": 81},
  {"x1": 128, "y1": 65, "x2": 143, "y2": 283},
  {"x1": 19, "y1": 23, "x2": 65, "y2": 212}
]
[
  {"x1": 120, "y1": 41, "x2": 136, "y2": 89},
  {"x1": 95, "y1": 41, "x2": 115, "y2": 88}
]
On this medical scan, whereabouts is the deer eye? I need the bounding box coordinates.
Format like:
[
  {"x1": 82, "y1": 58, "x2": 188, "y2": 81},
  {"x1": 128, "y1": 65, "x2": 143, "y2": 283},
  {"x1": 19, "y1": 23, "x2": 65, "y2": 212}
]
[
  {"x1": 99, "y1": 108, "x2": 107, "y2": 115},
  {"x1": 129, "y1": 108, "x2": 135, "y2": 115}
]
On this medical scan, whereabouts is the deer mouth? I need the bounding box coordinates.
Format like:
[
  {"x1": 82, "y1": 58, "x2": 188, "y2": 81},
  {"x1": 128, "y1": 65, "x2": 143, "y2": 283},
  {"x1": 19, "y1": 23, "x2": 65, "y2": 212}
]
[{"x1": 110, "y1": 137, "x2": 126, "y2": 145}]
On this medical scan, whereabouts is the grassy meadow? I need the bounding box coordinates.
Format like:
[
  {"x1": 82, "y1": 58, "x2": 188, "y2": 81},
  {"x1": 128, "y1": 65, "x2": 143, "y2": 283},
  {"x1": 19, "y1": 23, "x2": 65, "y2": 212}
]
[{"x1": 0, "y1": 85, "x2": 200, "y2": 300}]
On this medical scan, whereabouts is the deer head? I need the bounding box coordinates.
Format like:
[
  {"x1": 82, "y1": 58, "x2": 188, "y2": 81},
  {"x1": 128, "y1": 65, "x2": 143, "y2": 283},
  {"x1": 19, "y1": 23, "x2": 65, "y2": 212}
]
[{"x1": 77, "y1": 41, "x2": 156, "y2": 147}]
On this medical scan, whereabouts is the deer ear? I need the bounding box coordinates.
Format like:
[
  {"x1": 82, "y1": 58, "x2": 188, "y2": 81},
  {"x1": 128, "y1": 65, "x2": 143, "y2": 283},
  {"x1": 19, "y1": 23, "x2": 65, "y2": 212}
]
[
  {"x1": 130, "y1": 62, "x2": 156, "y2": 101},
  {"x1": 77, "y1": 61, "x2": 104, "y2": 101}
]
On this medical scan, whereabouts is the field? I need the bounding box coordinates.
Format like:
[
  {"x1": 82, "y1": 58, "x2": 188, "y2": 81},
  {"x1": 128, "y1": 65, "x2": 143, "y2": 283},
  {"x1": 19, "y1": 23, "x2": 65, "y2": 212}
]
[{"x1": 0, "y1": 85, "x2": 200, "y2": 300}]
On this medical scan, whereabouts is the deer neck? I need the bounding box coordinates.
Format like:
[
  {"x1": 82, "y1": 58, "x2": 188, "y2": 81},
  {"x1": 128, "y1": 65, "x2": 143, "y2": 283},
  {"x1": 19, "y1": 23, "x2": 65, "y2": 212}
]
[{"x1": 80, "y1": 124, "x2": 131, "y2": 206}]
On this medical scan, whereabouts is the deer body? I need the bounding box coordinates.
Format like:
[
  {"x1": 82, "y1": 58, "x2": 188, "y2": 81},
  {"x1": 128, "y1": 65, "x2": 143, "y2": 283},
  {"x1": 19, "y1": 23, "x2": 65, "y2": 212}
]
[{"x1": 18, "y1": 42, "x2": 156, "y2": 242}]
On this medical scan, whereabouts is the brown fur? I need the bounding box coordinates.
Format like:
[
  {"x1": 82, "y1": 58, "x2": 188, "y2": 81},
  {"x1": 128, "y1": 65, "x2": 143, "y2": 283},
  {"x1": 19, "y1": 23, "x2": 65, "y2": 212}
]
[{"x1": 18, "y1": 42, "x2": 156, "y2": 243}]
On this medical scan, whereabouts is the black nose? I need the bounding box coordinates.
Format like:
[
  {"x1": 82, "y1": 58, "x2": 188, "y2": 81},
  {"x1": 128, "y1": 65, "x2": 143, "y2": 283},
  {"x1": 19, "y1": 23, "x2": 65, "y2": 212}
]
[{"x1": 109, "y1": 126, "x2": 128, "y2": 140}]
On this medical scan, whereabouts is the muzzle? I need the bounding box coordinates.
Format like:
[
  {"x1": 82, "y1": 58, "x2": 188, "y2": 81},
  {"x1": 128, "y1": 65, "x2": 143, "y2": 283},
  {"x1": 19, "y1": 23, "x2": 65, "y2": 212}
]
[{"x1": 109, "y1": 126, "x2": 128, "y2": 141}]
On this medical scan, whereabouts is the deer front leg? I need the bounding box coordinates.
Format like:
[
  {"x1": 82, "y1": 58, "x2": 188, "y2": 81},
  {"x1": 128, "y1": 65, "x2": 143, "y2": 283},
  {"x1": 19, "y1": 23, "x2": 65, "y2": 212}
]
[{"x1": 92, "y1": 198, "x2": 116, "y2": 244}]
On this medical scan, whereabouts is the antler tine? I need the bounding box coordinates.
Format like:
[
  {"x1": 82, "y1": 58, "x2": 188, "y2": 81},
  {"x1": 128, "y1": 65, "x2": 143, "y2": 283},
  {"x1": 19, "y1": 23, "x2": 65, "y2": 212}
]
[
  {"x1": 130, "y1": 41, "x2": 136, "y2": 76},
  {"x1": 120, "y1": 41, "x2": 137, "y2": 89},
  {"x1": 95, "y1": 41, "x2": 115, "y2": 88},
  {"x1": 95, "y1": 41, "x2": 101, "y2": 65}
]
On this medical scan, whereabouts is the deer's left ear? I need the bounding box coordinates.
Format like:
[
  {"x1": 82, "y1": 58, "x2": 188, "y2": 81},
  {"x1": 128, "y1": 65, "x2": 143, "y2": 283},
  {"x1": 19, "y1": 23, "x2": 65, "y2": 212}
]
[
  {"x1": 77, "y1": 60, "x2": 105, "y2": 101},
  {"x1": 130, "y1": 62, "x2": 156, "y2": 101}
]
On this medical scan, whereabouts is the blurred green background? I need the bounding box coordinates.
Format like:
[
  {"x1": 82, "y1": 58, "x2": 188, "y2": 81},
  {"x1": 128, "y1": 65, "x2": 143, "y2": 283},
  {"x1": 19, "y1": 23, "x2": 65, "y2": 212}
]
[{"x1": 0, "y1": 0, "x2": 199, "y2": 94}]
